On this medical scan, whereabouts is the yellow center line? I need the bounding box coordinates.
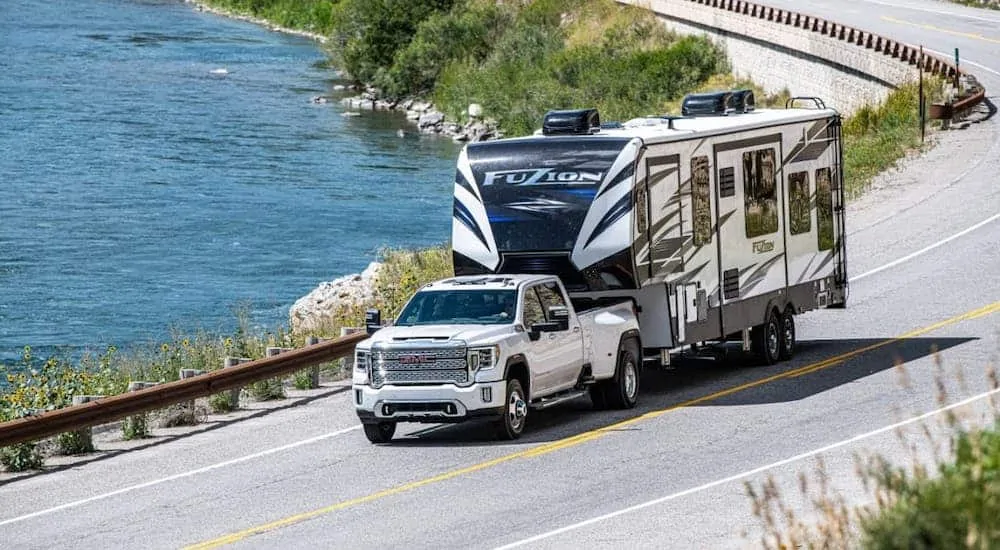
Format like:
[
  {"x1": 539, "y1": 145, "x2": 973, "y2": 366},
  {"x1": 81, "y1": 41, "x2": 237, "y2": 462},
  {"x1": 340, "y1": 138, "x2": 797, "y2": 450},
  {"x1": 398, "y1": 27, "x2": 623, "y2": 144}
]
[
  {"x1": 881, "y1": 15, "x2": 1000, "y2": 45},
  {"x1": 185, "y1": 300, "x2": 1000, "y2": 549}
]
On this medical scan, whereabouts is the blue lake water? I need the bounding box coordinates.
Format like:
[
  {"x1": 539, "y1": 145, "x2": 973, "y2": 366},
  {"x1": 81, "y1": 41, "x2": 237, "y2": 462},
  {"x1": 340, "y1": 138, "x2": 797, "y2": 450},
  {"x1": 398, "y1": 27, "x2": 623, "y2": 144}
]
[{"x1": 0, "y1": 0, "x2": 460, "y2": 361}]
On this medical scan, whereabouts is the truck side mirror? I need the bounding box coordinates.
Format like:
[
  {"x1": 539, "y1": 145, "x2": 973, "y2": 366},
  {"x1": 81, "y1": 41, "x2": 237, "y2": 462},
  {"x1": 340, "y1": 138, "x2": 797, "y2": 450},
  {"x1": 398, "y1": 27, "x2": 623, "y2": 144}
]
[
  {"x1": 365, "y1": 309, "x2": 382, "y2": 335},
  {"x1": 547, "y1": 306, "x2": 570, "y2": 331}
]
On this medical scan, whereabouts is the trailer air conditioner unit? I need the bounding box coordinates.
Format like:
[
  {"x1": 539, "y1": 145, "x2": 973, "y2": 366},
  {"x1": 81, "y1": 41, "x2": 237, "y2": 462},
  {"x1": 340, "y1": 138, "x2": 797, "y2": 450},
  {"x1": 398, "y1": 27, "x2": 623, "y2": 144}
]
[
  {"x1": 542, "y1": 108, "x2": 601, "y2": 135},
  {"x1": 681, "y1": 91, "x2": 731, "y2": 116},
  {"x1": 728, "y1": 89, "x2": 755, "y2": 113},
  {"x1": 681, "y1": 89, "x2": 755, "y2": 116}
]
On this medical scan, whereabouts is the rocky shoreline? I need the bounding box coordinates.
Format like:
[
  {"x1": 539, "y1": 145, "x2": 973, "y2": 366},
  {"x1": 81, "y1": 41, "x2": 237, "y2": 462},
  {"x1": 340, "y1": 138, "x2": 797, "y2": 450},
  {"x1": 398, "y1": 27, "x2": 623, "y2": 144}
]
[{"x1": 289, "y1": 262, "x2": 382, "y2": 333}]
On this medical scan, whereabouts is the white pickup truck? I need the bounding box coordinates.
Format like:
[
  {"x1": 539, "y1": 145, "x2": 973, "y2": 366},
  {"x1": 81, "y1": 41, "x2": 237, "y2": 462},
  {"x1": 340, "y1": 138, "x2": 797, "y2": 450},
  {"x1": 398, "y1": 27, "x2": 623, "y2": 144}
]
[{"x1": 352, "y1": 274, "x2": 641, "y2": 443}]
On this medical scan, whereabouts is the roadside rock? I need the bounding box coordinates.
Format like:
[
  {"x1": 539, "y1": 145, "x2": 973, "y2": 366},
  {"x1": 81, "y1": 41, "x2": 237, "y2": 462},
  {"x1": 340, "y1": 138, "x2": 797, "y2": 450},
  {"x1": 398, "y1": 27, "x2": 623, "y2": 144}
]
[
  {"x1": 418, "y1": 111, "x2": 445, "y2": 129},
  {"x1": 289, "y1": 262, "x2": 382, "y2": 333}
]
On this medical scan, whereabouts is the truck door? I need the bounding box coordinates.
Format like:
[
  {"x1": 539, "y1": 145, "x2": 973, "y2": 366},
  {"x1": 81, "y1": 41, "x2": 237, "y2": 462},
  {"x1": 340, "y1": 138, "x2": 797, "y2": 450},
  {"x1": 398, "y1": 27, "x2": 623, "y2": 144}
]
[
  {"x1": 521, "y1": 282, "x2": 581, "y2": 397},
  {"x1": 713, "y1": 134, "x2": 788, "y2": 335}
]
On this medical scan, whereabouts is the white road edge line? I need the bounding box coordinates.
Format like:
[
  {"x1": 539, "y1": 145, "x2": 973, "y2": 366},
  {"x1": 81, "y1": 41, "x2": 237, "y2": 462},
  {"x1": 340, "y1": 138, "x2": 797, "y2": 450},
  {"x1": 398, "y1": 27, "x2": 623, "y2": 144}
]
[
  {"x1": 494, "y1": 385, "x2": 1000, "y2": 550},
  {"x1": 922, "y1": 47, "x2": 1000, "y2": 78},
  {"x1": 0, "y1": 425, "x2": 360, "y2": 527},
  {"x1": 861, "y1": 0, "x2": 1000, "y2": 24},
  {"x1": 850, "y1": 212, "x2": 1000, "y2": 282}
]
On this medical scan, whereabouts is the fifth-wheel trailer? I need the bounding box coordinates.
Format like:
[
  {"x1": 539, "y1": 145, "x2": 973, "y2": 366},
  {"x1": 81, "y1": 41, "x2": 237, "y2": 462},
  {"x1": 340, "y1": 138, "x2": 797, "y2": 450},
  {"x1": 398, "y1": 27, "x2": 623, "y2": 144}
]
[{"x1": 452, "y1": 90, "x2": 848, "y2": 365}]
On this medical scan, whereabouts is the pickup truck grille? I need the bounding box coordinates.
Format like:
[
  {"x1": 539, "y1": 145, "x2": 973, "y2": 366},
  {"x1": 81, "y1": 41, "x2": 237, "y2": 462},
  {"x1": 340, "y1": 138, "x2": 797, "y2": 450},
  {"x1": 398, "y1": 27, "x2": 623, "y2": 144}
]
[{"x1": 371, "y1": 347, "x2": 468, "y2": 386}]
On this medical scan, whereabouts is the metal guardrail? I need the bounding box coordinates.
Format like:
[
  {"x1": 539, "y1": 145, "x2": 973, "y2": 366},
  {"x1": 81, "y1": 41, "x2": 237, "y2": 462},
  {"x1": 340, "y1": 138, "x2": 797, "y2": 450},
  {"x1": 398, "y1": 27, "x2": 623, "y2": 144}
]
[
  {"x1": 0, "y1": 331, "x2": 367, "y2": 448},
  {"x1": 675, "y1": 0, "x2": 986, "y2": 116}
]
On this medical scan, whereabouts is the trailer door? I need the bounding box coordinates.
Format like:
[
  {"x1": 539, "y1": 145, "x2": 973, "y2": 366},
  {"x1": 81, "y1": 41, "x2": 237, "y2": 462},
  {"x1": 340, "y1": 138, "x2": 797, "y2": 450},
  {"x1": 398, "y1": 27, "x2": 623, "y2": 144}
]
[{"x1": 713, "y1": 134, "x2": 787, "y2": 335}]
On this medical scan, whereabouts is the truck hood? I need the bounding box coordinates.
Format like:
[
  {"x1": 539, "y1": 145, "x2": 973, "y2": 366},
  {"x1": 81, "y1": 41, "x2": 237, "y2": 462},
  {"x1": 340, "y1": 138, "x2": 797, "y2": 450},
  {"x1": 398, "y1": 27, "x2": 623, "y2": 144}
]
[{"x1": 362, "y1": 324, "x2": 514, "y2": 347}]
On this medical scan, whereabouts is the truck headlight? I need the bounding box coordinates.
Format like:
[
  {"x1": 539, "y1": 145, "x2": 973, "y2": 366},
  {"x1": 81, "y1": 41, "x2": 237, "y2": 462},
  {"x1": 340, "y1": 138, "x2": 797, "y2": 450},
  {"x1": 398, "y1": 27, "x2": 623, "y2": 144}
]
[
  {"x1": 467, "y1": 345, "x2": 500, "y2": 372},
  {"x1": 354, "y1": 349, "x2": 371, "y2": 385}
]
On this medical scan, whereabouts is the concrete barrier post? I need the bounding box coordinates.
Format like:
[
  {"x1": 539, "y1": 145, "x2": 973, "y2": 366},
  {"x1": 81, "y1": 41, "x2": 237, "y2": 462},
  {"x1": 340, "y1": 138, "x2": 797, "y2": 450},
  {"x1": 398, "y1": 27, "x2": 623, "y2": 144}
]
[
  {"x1": 68, "y1": 395, "x2": 103, "y2": 453},
  {"x1": 223, "y1": 357, "x2": 251, "y2": 409}
]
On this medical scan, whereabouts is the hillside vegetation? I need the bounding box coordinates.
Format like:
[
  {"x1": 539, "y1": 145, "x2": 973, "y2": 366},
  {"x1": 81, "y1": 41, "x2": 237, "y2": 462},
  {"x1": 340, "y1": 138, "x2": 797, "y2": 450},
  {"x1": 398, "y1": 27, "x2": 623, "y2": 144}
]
[{"x1": 205, "y1": 0, "x2": 729, "y2": 135}]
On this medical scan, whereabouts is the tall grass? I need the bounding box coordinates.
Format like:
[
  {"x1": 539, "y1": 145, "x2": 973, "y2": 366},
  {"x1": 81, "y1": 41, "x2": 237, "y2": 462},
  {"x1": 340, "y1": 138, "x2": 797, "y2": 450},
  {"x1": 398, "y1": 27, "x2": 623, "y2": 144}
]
[{"x1": 841, "y1": 81, "x2": 941, "y2": 198}]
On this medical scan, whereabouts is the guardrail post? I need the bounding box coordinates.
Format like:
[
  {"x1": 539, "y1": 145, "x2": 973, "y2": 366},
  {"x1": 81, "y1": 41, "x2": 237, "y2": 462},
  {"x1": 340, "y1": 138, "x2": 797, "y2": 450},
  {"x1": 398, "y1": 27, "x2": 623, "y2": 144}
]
[
  {"x1": 68, "y1": 395, "x2": 103, "y2": 453},
  {"x1": 123, "y1": 382, "x2": 158, "y2": 439},
  {"x1": 179, "y1": 369, "x2": 205, "y2": 422},
  {"x1": 268, "y1": 346, "x2": 314, "y2": 388},
  {"x1": 339, "y1": 328, "x2": 364, "y2": 375},
  {"x1": 223, "y1": 357, "x2": 251, "y2": 409},
  {"x1": 307, "y1": 336, "x2": 330, "y2": 385}
]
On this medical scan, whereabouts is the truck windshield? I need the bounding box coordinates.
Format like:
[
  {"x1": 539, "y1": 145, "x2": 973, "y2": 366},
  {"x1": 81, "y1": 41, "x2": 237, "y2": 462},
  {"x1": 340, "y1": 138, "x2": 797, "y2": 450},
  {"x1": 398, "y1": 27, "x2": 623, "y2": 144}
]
[{"x1": 395, "y1": 289, "x2": 517, "y2": 326}]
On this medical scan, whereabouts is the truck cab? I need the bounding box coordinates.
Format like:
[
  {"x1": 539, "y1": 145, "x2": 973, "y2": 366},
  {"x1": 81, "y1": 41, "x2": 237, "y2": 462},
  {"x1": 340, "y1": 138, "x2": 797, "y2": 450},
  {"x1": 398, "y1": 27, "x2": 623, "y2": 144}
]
[{"x1": 353, "y1": 274, "x2": 640, "y2": 443}]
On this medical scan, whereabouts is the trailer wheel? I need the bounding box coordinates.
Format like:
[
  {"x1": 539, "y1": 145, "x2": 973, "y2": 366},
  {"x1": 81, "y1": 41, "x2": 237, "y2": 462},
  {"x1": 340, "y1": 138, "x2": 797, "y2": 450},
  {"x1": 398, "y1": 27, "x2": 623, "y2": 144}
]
[
  {"x1": 779, "y1": 307, "x2": 796, "y2": 360},
  {"x1": 362, "y1": 421, "x2": 396, "y2": 444},
  {"x1": 495, "y1": 378, "x2": 527, "y2": 440},
  {"x1": 604, "y1": 338, "x2": 640, "y2": 410},
  {"x1": 751, "y1": 310, "x2": 781, "y2": 365}
]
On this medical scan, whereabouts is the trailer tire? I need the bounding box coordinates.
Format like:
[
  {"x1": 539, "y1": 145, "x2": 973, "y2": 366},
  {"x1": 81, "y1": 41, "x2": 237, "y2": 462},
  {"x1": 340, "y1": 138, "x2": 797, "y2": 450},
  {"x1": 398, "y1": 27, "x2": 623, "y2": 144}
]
[
  {"x1": 751, "y1": 310, "x2": 781, "y2": 365},
  {"x1": 362, "y1": 421, "x2": 396, "y2": 444},
  {"x1": 779, "y1": 307, "x2": 796, "y2": 360},
  {"x1": 495, "y1": 378, "x2": 527, "y2": 440},
  {"x1": 604, "y1": 338, "x2": 640, "y2": 410}
]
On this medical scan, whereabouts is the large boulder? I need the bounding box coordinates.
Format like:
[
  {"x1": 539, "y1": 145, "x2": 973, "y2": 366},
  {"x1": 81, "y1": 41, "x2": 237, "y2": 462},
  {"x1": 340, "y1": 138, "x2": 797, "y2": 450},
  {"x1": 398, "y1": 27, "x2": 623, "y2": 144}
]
[{"x1": 289, "y1": 262, "x2": 382, "y2": 333}]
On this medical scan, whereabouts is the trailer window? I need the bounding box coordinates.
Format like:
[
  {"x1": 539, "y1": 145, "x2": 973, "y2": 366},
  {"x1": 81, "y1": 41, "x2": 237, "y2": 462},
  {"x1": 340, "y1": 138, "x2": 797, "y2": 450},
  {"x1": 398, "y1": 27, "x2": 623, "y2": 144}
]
[
  {"x1": 787, "y1": 171, "x2": 810, "y2": 235},
  {"x1": 743, "y1": 148, "x2": 778, "y2": 238},
  {"x1": 691, "y1": 156, "x2": 712, "y2": 245},
  {"x1": 816, "y1": 167, "x2": 834, "y2": 250}
]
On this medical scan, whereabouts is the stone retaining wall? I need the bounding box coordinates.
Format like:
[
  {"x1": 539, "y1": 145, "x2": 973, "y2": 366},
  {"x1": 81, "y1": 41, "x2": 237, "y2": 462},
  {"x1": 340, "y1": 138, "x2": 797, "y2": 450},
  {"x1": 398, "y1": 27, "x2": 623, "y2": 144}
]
[{"x1": 620, "y1": 0, "x2": 957, "y2": 114}]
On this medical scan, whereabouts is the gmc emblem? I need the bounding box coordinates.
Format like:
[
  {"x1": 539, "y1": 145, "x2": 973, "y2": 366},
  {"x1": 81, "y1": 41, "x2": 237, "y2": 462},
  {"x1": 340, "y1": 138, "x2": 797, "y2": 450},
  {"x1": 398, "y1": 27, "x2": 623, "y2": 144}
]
[{"x1": 399, "y1": 354, "x2": 435, "y2": 364}]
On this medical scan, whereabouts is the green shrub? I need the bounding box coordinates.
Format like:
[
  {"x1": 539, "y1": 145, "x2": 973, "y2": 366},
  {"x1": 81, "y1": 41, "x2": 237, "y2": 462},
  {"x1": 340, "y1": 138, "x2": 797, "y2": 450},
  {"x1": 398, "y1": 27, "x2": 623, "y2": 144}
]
[
  {"x1": 57, "y1": 430, "x2": 94, "y2": 455},
  {"x1": 331, "y1": 0, "x2": 458, "y2": 84},
  {"x1": 248, "y1": 378, "x2": 286, "y2": 401},
  {"x1": 860, "y1": 427, "x2": 1000, "y2": 549},
  {"x1": 293, "y1": 370, "x2": 316, "y2": 390},
  {"x1": 377, "y1": 4, "x2": 513, "y2": 98},
  {"x1": 203, "y1": 0, "x2": 339, "y2": 35},
  {"x1": 121, "y1": 413, "x2": 149, "y2": 440},
  {"x1": 1, "y1": 441, "x2": 43, "y2": 472},
  {"x1": 209, "y1": 391, "x2": 237, "y2": 413}
]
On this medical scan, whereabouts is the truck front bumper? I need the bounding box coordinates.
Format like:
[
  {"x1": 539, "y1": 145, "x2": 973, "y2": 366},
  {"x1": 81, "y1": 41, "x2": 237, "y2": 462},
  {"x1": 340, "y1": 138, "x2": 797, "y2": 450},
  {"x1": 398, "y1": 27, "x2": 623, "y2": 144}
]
[{"x1": 354, "y1": 380, "x2": 507, "y2": 424}]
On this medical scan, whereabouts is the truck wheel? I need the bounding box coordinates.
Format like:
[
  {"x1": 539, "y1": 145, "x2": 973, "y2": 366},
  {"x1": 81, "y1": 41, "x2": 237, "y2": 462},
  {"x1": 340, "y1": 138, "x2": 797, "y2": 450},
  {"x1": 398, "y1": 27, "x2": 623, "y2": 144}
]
[
  {"x1": 605, "y1": 338, "x2": 640, "y2": 410},
  {"x1": 751, "y1": 310, "x2": 781, "y2": 365},
  {"x1": 779, "y1": 307, "x2": 796, "y2": 360},
  {"x1": 496, "y1": 378, "x2": 527, "y2": 440},
  {"x1": 362, "y1": 421, "x2": 396, "y2": 444}
]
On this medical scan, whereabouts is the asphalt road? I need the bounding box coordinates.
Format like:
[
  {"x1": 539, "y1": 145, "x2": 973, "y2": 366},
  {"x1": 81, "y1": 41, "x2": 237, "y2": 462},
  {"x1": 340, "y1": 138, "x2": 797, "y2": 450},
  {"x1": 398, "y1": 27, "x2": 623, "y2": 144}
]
[{"x1": 2, "y1": 1, "x2": 999, "y2": 548}]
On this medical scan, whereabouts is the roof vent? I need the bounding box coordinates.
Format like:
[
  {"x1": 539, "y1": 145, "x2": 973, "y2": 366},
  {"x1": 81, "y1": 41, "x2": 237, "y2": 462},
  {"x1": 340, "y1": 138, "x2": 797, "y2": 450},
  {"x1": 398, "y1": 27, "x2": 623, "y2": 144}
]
[
  {"x1": 681, "y1": 89, "x2": 755, "y2": 116},
  {"x1": 542, "y1": 108, "x2": 600, "y2": 135}
]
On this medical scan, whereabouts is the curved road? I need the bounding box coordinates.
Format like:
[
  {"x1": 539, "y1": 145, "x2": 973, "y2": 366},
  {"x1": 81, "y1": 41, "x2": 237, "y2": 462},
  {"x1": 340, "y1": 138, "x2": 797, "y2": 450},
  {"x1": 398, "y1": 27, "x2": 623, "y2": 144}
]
[{"x1": 2, "y1": 1, "x2": 999, "y2": 548}]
